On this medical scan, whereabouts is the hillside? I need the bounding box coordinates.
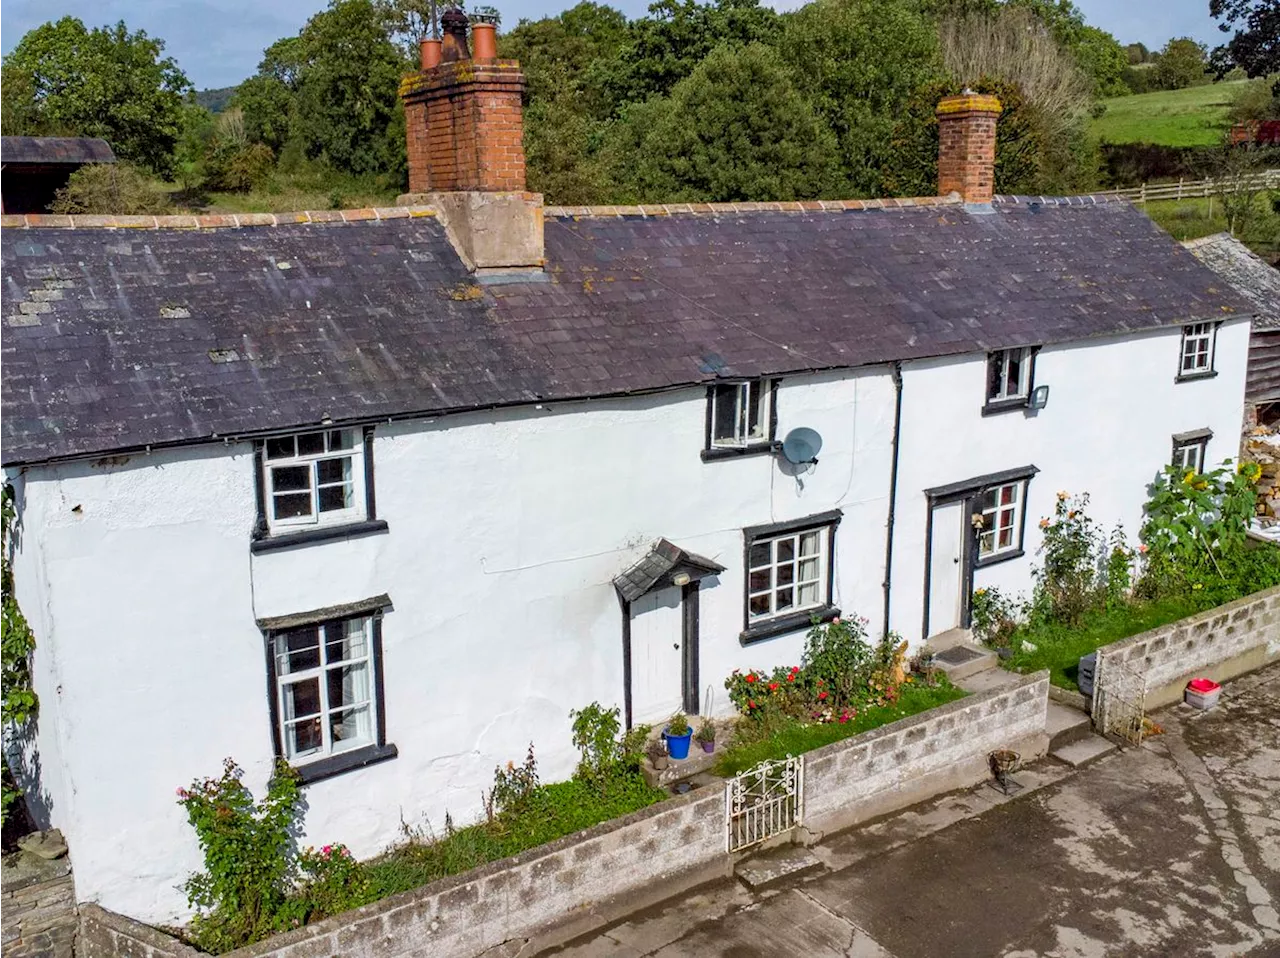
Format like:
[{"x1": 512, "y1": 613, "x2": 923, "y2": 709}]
[
  {"x1": 195, "y1": 86, "x2": 236, "y2": 114},
  {"x1": 1090, "y1": 80, "x2": 1248, "y2": 147}
]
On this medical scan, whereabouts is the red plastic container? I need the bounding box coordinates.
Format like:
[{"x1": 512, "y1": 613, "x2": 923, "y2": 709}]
[{"x1": 1185, "y1": 677, "x2": 1221, "y2": 710}]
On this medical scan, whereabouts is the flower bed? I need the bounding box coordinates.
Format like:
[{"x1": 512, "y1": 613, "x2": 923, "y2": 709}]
[
  {"x1": 715, "y1": 679, "x2": 966, "y2": 776},
  {"x1": 716, "y1": 615, "x2": 962, "y2": 775},
  {"x1": 979, "y1": 468, "x2": 1280, "y2": 692}
]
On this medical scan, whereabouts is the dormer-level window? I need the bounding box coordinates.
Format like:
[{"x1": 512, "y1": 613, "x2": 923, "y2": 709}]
[
  {"x1": 1179, "y1": 323, "x2": 1217, "y2": 379},
  {"x1": 705, "y1": 379, "x2": 776, "y2": 458},
  {"x1": 263, "y1": 429, "x2": 366, "y2": 531},
  {"x1": 985, "y1": 347, "x2": 1034, "y2": 411}
]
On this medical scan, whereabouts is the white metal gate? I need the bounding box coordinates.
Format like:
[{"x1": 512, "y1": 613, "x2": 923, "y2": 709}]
[
  {"x1": 1098, "y1": 657, "x2": 1147, "y2": 747},
  {"x1": 725, "y1": 755, "x2": 804, "y2": 853}
]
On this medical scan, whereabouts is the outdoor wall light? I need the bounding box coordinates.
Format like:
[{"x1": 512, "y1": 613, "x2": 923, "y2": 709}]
[
  {"x1": 1029, "y1": 385, "x2": 1051, "y2": 410},
  {"x1": 672, "y1": 572, "x2": 692, "y2": 587}
]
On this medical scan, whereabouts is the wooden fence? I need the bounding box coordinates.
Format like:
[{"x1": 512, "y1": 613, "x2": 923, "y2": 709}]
[{"x1": 1101, "y1": 169, "x2": 1280, "y2": 204}]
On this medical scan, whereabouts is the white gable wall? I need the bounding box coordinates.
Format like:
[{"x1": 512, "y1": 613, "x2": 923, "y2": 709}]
[{"x1": 8, "y1": 367, "x2": 896, "y2": 923}]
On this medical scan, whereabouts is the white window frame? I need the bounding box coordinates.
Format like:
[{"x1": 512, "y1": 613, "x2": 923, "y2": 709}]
[
  {"x1": 746, "y1": 524, "x2": 831, "y2": 623},
  {"x1": 986, "y1": 347, "x2": 1033, "y2": 404},
  {"x1": 977, "y1": 481, "x2": 1024, "y2": 560},
  {"x1": 1179, "y1": 323, "x2": 1215, "y2": 377},
  {"x1": 709, "y1": 379, "x2": 773, "y2": 448},
  {"x1": 273, "y1": 615, "x2": 378, "y2": 765},
  {"x1": 1172, "y1": 438, "x2": 1207, "y2": 474},
  {"x1": 261, "y1": 429, "x2": 366, "y2": 532}
]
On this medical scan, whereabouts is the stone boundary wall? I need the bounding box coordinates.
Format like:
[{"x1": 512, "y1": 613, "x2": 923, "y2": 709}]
[
  {"x1": 1, "y1": 856, "x2": 76, "y2": 958},
  {"x1": 804, "y1": 672, "x2": 1049, "y2": 836},
  {"x1": 81, "y1": 673, "x2": 1051, "y2": 958},
  {"x1": 1093, "y1": 584, "x2": 1280, "y2": 718}
]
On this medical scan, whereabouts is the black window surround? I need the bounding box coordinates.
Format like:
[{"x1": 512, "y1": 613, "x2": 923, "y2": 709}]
[
  {"x1": 1175, "y1": 322, "x2": 1221, "y2": 383},
  {"x1": 251, "y1": 425, "x2": 387, "y2": 553},
  {"x1": 925, "y1": 465, "x2": 1038, "y2": 571},
  {"x1": 1171, "y1": 428, "x2": 1212, "y2": 472},
  {"x1": 740, "y1": 509, "x2": 842, "y2": 644},
  {"x1": 981, "y1": 346, "x2": 1041, "y2": 416},
  {"x1": 702, "y1": 379, "x2": 780, "y2": 462},
  {"x1": 260, "y1": 595, "x2": 396, "y2": 785}
]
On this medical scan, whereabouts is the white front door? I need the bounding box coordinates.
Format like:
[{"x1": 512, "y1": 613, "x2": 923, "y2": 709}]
[
  {"x1": 630, "y1": 586, "x2": 684, "y2": 725},
  {"x1": 928, "y1": 501, "x2": 966, "y2": 637}
]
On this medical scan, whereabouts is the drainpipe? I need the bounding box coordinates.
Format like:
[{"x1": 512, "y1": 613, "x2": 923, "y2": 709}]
[{"x1": 882, "y1": 362, "x2": 904, "y2": 641}]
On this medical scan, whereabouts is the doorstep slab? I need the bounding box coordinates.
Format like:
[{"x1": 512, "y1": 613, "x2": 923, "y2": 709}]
[
  {"x1": 1050, "y1": 733, "x2": 1117, "y2": 768},
  {"x1": 931, "y1": 642, "x2": 998, "y2": 681},
  {"x1": 735, "y1": 845, "x2": 824, "y2": 890},
  {"x1": 1045, "y1": 701, "x2": 1092, "y2": 750}
]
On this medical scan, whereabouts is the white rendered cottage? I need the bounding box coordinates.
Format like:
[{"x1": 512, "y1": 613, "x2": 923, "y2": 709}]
[{"x1": 0, "y1": 47, "x2": 1253, "y2": 924}]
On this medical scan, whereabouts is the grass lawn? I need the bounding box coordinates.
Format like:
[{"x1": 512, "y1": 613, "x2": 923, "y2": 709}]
[
  {"x1": 713, "y1": 679, "x2": 968, "y2": 777},
  {"x1": 363, "y1": 776, "x2": 665, "y2": 900},
  {"x1": 1002, "y1": 597, "x2": 1199, "y2": 691},
  {"x1": 1141, "y1": 194, "x2": 1280, "y2": 260},
  {"x1": 1090, "y1": 81, "x2": 1248, "y2": 147}
]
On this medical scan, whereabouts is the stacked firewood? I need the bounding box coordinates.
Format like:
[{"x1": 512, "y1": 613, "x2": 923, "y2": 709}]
[{"x1": 1244, "y1": 426, "x2": 1280, "y2": 526}]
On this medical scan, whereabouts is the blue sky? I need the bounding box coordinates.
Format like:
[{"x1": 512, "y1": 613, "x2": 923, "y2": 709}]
[{"x1": 1, "y1": 0, "x2": 1226, "y2": 90}]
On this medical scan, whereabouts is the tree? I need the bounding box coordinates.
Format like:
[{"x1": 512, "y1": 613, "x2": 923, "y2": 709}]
[
  {"x1": 501, "y1": 2, "x2": 630, "y2": 112},
  {"x1": 609, "y1": 43, "x2": 839, "y2": 202},
  {"x1": 233, "y1": 37, "x2": 304, "y2": 154},
  {"x1": 1126, "y1": 42, "x2": 1151, "y2": 64},
  {"x1": 1210, "y1": 0, "x2": 1280, "y2": 79},
  {"x1": 606, "y1": 0, "x2": 779, "y2": 109},
  {"x1": 287, "y1": 0, "x2": 407, "y2": 178},
  {"x1": 1153, "y1": 37, "x2": 1210, "y2": 90},
  {"x1": 778, "y1": 0, "x2": 944, "y2": 197},
  {"x1": 2, "y1": 17, "x2": 191, "y2": 175},
  {"x1": 1075, "y1": 26, "x2": 1130, "y2": 97}
]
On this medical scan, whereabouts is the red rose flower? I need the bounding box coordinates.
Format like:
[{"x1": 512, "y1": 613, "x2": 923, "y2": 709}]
[
  {"x1": 748, "y1": 700, "x2": 756, "y2": 709},
  {"x1": 745, "y1": 674, "x2": 757, "y2": 684},
  {"x1": 769, "y1": 682, "x2": 778, "y2": 691},
  {"x1": 818, "y1": 691, "x2": 828, "y2": 700},
  {"x1": 786, "y1": 674, "x2": 795, "y2": 682}
]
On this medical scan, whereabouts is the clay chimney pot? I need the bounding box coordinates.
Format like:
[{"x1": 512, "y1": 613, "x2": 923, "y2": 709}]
[
  {"x1": 420, "y1": 37, "x2": 442, "y2": 70},
  {"x1": 471, "y1": 22, "x2": 498, "y2": 60}
]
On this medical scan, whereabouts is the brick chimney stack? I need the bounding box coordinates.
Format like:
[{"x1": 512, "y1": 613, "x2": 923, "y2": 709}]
[
  {"x1": 398, "y1": 10, "x2": 543, "y2": 276},
  {"x1": 935, "y1": 92, "x2": 1002, "y2": 205}
]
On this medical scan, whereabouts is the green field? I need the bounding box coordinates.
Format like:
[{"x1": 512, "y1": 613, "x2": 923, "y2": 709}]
[
  {"x1": 1142, "y1": 194, "x2": 1280, "y2": 259},
  {"x1": 1090, "y1": 80, "x2": 1248, "y2": 146}
]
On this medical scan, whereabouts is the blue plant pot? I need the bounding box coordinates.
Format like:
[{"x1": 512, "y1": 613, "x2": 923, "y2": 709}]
[{"x1": 663, "y1": 726, "x2": 694, "y2": 760}]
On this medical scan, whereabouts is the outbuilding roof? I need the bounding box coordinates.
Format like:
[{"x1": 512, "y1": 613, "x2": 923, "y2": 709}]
[
  {"x1": 1, "y1": 137, "x2": 116, "y2": 166},
  {"x1": 0, "y1": 196, "x2": 1249, "y2": 466},
  {"x1": 1183, "y1": 233, "x2": 1280, "y2": 330}
]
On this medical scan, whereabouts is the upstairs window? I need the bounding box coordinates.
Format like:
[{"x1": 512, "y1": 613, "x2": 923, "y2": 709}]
[
  {"x1": 977, "y1": 480, "x2": 1025, "y2": 560},
  {"x1": 708, "y1": 379, "x2": 774, "y2": 452},
  {"x1": 985, "y1": 347, "x2": 1034, "y2": 408},
  {"x1": 1179, "y1": 323, "x2": 1216, "y2": 378},
  {"x1": 262, "y1": 429, "x2": 366, "y2": 531}
]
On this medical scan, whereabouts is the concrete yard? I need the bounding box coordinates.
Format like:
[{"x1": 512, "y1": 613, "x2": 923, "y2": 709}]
[{"x1": 547, "y1": 665, "x2": 1280, "y2": 958}]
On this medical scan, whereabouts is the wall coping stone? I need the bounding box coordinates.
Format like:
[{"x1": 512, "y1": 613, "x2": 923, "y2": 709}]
[{"x1": 1095, "y1": 584, "x2": 1280, "y2": 662}]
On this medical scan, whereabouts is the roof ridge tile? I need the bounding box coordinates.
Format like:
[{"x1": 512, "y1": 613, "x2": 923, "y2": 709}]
[{"x1": 0, "y1": 206, "x2": 437, "y2": 230}]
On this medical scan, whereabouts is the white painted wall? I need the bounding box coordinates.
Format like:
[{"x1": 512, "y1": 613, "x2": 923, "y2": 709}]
[
  {"x1": 7, "y1": 366, "x2": 895, "y2": 923},
  {"x1": 888, "y1": 320, "x2": 1251, "y2": 640},
  {"x1": 5, "y1": 318, "x2": 1249, "y2": 924}
]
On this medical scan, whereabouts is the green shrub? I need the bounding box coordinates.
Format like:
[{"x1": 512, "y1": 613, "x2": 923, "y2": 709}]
[
  {"x1": 176, "y1": 759, "x2": 303, "y2": 953},
  {"x1": 483, "y1": 743, "x2": 540, "y2": 824},
  {"x1": 294, "y1": 844, "x2": 372, "y2": 921},
  {"x1": 50, "y1": 162, "x2": 171, "y2": 215}
]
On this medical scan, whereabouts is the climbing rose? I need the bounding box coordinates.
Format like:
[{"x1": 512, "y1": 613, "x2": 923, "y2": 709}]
[{"x1": 745, "y1": 674, "x2": 757, "y2": 683}]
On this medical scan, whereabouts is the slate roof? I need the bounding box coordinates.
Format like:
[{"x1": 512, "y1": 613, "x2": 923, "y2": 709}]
[
  {"x1": 1, "y1": 137, "x2": 116, "y2": 166},
  {"x1": 613, "y1": 539, "x2": 726, "y2": 602},
  {"x1": 1183, "y1": 233, "x2": 1280, "y2": 330},
  {"x1": 0, "y1": 197, "x2": 1250, "y2": 466}
]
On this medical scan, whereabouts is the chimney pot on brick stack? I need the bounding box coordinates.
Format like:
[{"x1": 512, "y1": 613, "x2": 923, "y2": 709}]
[
  {"x1": 398, "y1": 10, "x2": 543, "y2": 275},
  {"x1": 935, "y1": 91, "x2": 1002, "y2": 205},
  {"x1": 419, "y1": 37, "x2": 442, "y2": 70},
  {"x1": 471, "y1": 22, "x2": 498, "y2": 60},
  {"x1": 440, "y1": 8, "x2": 470, "y2": 63}
]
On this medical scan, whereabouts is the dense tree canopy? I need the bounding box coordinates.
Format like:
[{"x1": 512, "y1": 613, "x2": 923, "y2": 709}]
[
  {"x1": 1210, "y1": 0, "x2": 1280, "y2": 79},
  {"x1": 7, "y1": 0, "x2": 1142, "y2": 207},
  {"x1": 1, "y1": 17, "x2": 191, "y2": 174},
  {"x1": 1154, "y1": 37, "x2": 1210, "y2": 90}
]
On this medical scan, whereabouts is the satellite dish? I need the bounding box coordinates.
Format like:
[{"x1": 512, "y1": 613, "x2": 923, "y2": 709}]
[{"x1": 781, "y1": 427, "x2": 823, "y2": 465}]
